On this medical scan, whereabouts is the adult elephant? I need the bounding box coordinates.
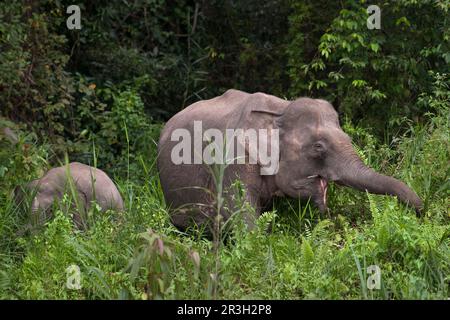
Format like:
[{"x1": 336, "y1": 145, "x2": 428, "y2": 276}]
[{"x1": 158, "y1": 89, "x2": 422, "y2": 231}]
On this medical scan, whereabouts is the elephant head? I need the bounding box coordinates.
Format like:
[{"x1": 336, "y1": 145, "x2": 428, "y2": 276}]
[{"x1": 253, "y1": 97, "x2": 423, "y2": 213}]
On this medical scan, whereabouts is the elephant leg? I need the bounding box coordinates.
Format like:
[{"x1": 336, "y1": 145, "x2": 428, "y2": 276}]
[
  {"x1": 222, "y1": 183, "x2": 261, "y2": 231},
  {"x1": 242, "y1": 189, "x2": 262, "y2": 230}
]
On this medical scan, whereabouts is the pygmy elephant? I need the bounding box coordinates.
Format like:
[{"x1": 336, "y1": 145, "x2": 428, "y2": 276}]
[
  {"x1": 157, "y1": 89, "x2": 423, "y2": 231},
  {"x1": 15, "y1": 162, "x2": 124, "y2": 227}
]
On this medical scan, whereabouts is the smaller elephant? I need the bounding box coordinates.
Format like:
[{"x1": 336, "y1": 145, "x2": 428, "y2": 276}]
[
  {"x1": 14, "y1": 162, "x2": 124, "y2": 228},
  {"x1": 1, "y1": 127, "x2": 19, "y2": 145}
]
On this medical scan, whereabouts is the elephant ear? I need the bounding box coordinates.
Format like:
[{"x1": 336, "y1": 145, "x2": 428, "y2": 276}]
[{"x1": 235, "y1": 93, "x2": 288, "y2": 175}]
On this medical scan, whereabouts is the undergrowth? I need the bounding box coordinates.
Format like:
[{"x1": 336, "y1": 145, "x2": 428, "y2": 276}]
[{"x1": 0, "y1": 88, "x2": 448, "y2": 300}]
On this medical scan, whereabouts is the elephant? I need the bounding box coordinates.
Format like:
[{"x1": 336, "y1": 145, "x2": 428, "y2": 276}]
[
  {"x1": 157, "y1": 89, "x2": 423, "y2": 231},
  {"x1": 1, "y1": 127, "x2": 18, "y2": 145},
  {"x1": 14, "y1": 162, "x2": 124, "y2": 228}
]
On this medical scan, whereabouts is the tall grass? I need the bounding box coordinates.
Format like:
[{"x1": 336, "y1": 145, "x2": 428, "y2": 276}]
[{"x1": 0, "y1": 94, "x2": 448, "y2": 299}]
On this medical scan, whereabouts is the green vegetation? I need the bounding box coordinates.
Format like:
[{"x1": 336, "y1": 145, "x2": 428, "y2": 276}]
[{"x1": 0, "y1": 0, "x2": 448, "y2": 299}]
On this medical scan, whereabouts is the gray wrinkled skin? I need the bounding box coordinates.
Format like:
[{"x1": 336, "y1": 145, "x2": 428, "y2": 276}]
[
  {"x1": 158, "y1": 89, "x2": 423, "y2": 231},
  {"x1": 15, "y1": 162, "x2": 124, "y2": 227}
]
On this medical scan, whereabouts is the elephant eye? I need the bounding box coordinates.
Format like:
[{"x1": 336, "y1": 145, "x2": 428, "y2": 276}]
[{"x1": 312, "y1": 142, "x2": 326, "y2": 155}]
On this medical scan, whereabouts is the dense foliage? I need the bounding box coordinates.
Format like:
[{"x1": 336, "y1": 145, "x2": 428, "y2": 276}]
[{"x1": 0, "y1": 0, "x2": 448, "y2": 299}]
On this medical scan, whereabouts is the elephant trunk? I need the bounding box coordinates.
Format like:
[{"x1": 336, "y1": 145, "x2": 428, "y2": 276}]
[{"x1": 334, "y1": 155, "x2": 423, "y2": 213}]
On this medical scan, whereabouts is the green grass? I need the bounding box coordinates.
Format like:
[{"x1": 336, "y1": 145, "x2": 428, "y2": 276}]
[{"x1": 0, "y1": 108, "x2": 448, "y2": 300}]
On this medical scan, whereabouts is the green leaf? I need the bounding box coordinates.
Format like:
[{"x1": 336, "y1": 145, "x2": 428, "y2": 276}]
[{"x1": 370, "y1": 43, "x2": 380, "y2": 53}]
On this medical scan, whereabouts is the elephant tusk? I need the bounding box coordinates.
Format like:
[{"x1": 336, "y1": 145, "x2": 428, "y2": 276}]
[
  {"x1": 320, "y1": 178, "x2": 328, "y2": 207},
  {"x1": 307, "y1": 175, "x2": 319, "y2": 179}
]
